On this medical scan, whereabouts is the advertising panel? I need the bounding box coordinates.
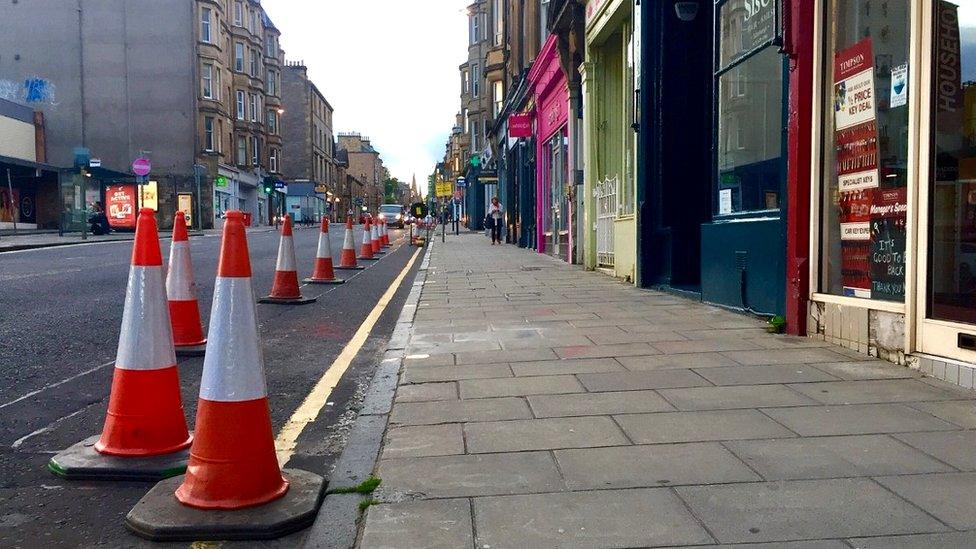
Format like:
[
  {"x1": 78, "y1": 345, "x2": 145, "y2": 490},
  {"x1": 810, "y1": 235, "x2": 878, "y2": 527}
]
[
  {"x1": 106, "y1": 184, "x2": 137, "y2": 229},
  {"x1": 178, "y1": 193, "x2": 194, "y2": 228}
]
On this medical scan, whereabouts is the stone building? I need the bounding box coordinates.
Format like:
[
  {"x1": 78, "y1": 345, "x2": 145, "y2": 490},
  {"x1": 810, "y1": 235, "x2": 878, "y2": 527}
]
[
  {"x1": 337, "y1": 133, "x2": 385, "y2": 213},
  {"x1": 0, "y1": 0, "x2": 286, "y2": 229}
]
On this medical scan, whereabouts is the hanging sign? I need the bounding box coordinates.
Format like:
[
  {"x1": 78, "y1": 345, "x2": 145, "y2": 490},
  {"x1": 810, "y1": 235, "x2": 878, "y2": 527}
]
[{"x1": 508, "y1": 113, "x2": 533, "y2": 138}]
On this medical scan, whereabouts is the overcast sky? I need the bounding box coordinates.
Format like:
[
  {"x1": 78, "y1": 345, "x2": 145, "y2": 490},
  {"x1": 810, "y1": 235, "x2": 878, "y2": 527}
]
[{"x1": 265, "y1": 0, "x2": 470, "y2": 190}]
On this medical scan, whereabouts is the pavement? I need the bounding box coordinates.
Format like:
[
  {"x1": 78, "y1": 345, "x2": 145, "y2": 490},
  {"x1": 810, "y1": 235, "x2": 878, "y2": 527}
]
[
  {"x1": 0, "y1": 224, "x2": 277, "y2": 252},
  {"x1": 353, "y1": 231, "x2": 976, "y2": 548},
  {"x1": 0, "y1": 224, "x2": 421, "y2": 547}
]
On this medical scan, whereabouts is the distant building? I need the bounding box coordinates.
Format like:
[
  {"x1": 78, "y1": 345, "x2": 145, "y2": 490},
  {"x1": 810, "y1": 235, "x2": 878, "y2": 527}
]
[{"x1": 338, "y1": 133, "x2": 385, "y2": 213}]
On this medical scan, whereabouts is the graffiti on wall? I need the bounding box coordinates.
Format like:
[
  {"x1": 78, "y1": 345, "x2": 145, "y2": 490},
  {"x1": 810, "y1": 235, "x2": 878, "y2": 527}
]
[{"x1": 0, "y1": 77, "x2": 57, "y2": 106}]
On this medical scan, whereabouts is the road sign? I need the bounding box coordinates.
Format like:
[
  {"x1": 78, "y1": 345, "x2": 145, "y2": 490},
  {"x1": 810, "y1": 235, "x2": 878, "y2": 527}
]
[
  {"x1": 456, "y1": 177, "x2": 467, "y2": 188},
  {"x1": 354, "y1": 197, "x2": 364, "y2": 206},
  {"x1": 131, "y1": 157, "x2": 151, "y2": 177},
  {"x1": 274, "y1": 180, "x2": 286, "y2": 189},
  {"x1": 411, "y1": 202, "x2": 428, "y2": 218},
  {"x1": 89, "y1": 158, "x2": 102, "y2": 168},
  {"x1": 178, "y1": 193, "x2": 194, "y2": 227},
  {"x1": 435, "y1": 181, "x2": 452, "y2": 198}
]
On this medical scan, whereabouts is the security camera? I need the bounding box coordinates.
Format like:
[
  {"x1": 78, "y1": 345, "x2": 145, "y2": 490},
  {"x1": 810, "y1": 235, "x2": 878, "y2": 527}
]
[{"x1": 674, "y1": 1, "x2": 699, "y2": 21}]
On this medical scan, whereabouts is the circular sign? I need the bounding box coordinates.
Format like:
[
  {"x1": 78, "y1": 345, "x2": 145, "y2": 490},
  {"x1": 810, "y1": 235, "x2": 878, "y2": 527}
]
[{"x1": 132, "y1": 157, "x2": 151, "y2": 177}]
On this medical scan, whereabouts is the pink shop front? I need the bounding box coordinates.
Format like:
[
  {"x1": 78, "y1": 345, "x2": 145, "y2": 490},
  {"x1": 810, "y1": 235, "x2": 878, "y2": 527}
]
[{"x1": 529, "y1": 35, "x2": 574, "y2": 262}]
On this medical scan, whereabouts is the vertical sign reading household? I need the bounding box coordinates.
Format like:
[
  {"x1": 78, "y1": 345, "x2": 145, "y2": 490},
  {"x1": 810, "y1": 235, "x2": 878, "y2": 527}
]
[{"x1": 834, "y1": 38, "x2": 878, "y2": 298}]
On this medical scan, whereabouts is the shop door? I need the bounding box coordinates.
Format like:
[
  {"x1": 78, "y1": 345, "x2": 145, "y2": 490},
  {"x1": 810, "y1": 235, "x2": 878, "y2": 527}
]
[
  {"x1": 548, "y1": 133, "x2": 568, "y2": 259},
  {"x1": 916, "y1": 0, "x2": 976, "y2": 362}
]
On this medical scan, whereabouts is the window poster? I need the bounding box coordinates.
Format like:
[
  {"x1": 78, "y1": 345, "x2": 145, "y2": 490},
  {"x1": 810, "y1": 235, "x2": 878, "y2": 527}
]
[
  {"x1": 106, "y1": 184, "x2": 137, "y2": 229},
  {"x1": 834, "y1": 38, "x2": 879, "y2": 298},
  {"x1": 869, "y1": 187, "x2": 908, "y2": 300}
]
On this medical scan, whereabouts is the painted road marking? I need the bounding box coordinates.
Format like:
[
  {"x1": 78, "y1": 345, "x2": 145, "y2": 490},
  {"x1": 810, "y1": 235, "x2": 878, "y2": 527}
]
[
  {"x1": 274, "y1": 245, "x2": 422, "y2": 466},
  {"x1": 0, "y1": 360, "x2": 115, "y2": 410}
]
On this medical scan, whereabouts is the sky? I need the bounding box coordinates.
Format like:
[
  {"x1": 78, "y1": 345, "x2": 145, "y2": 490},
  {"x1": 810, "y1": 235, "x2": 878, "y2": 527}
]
[{"x1": 265, "y1": 0, "x2": 471, "y2": 191}]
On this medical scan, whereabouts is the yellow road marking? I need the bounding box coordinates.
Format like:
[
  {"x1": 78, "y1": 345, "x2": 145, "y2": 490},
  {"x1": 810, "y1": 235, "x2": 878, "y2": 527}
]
[{"x1": 274, "y1": 246, "x2": 422, "y2": 466}]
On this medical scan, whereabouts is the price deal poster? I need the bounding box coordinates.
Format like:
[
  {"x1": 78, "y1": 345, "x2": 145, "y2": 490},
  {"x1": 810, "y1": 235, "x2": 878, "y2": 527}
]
[{"x1": 834, "y1": 38, "x2": 879, "y2": 299}]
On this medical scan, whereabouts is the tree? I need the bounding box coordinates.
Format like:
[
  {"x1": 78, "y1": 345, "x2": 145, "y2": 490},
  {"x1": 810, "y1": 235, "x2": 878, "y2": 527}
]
[{"x1": 383, "y1": 177, "x2": 402, "y2": 203}]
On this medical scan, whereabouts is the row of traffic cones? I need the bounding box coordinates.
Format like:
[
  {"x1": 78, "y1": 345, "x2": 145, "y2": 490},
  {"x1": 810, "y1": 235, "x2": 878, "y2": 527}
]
[{"x1": 48, "y1": 209, "x2": 397, "y2": 541}]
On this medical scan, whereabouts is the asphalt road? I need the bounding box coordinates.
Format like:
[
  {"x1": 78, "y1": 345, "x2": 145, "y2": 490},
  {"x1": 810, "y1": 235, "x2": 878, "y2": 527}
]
[{"x1": 0, "y1": 223, "x2": 422, "y2": 547}]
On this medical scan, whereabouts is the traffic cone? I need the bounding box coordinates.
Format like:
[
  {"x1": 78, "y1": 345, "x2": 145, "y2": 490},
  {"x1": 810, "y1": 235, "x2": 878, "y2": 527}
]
[
  {"x1": 259, "y1": 214, "x2": 316, "y2": 305},
  {"x1": 335, "y1": 217, "x2": 363, "y2": 271},
  {"x1": 125, "y1": 210, "x2": 324, "y2": 540},
  {"x1": 370, "y1": 219, "x2": 383, "y2": 255},
  {"x1": 304, "y1": 217, "x2": 344, "y2": 285},
  {"x1": 49, "y1": 208, "x2": 191, "y2": 481},
  {"x1": 380, "y1": 219, "x2": 390, "y2": 247},
  {"x1": 167, "y1": 211, "x2": 207, "y2": 356},
  {"x1": 358, "y1": 218, "x2": 375, "y2": 260}
]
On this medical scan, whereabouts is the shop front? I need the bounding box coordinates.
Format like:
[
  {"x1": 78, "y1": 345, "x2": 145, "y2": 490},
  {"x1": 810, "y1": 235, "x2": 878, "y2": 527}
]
[
  {"x1": 530, "y1": 35, "x2": 574, "y2": 262},
  {"x1": 808, "y1": 0, "x2": 976, "y2": 388},
  {"x1": 583, "y1": 0, "x2": 638, "y2": 280}
]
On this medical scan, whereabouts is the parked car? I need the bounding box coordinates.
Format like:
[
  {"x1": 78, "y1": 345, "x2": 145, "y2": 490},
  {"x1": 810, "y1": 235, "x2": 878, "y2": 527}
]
[{"x1": 377, "y1": 204, "x2": 406, "y2": 229}]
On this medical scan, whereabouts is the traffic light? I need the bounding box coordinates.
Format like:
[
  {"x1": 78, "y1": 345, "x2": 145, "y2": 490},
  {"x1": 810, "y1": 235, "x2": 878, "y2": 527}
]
[{"x1": 262, "y1": 176, "x2": 274, "y2": 194}]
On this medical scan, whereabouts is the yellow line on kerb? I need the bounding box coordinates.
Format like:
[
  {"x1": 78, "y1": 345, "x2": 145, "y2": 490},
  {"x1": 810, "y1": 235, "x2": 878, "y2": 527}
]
[{"x1": 274, "y1": 246, "x2": 422, "y2": 467}]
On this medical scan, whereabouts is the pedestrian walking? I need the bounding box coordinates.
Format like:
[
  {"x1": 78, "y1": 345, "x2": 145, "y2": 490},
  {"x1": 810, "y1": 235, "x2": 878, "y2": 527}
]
[{"x1": 487, "y1": 196, "x2": 503, "y2": 245}]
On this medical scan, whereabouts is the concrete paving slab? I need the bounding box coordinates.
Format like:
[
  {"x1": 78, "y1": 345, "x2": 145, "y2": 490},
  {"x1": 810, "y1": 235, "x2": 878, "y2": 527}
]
[
  {"x1": 555, "y1": 442, "x2": 760, "y2": 490},
  {"x1": 693, "y1": 364, "x2": 840, "y2": 386},
  {"x1": 846, "y1": 531, "x2": 976, "y2": 548},
  {"x1": 527, "y1": 390, "x2": 675, "y2": 417},
  {"x1": 472, "y1": 488, "x2": 714, "y2": 548},
  {"x1": 510, "y1": 357, "x2": 625, "y2": 376},
  {"x1": 614, "y1": 410, "x2": 796, "y2": 444},
  {"x1": 677, "y1": 328, "x2": 771, "y2": 340},
  {"x1": 576, "y1": 369, "x2": 712, "y2": 392},
  {"x1": 360, "y1": 499, "x2": 472, "y2": 549},
  {"x1": 724, "y1": 434, "x2": 955, "y2": 480},
  {"x1": 652, "y1": 338, "x2": 764, "y2": 354},
  {"x1": 722, "y1": 348, "x2": 851, "y2": 365},
  {"x1": 401, "y1": 363, "x2": 513, "y2": 384},
  {"x1": 676, "y1": 478, "x2": 949, "y2": 543},
  {"x1": 464, "y1": 416, "x2": 630, "y2": 453},
  {"x1": 787, "y1": 379, "x2": 963, "y2": 405},
  {"x1": 458, "y1": 374, "x2": 584, "y2": 399},
  {"x1": 893, "y1": 430, "x2": 976, "y2": 470},
  {"x1": 377, "y1": 452, "x2": 564, "y2": 498},
  {"x1": 395, "y1": 382, "x2": 457, "y2": 402},
  {"x1": 454, "y1": 348, "x2": 557, "y2": 365},
  {"x1": 659, "y1": 542, "x2": 850, "y2": 549},
  {"x1": 762, "y1": 404, "x2": 960, "y2": 436},
  {"x1": 810, "y1": 361, "x2": 918, "y2": 380},
  {"x1": 389, "y1": 397, "x2": 533, "y2": 426},
  {"x1": 381, "y1": 424, "x2": 465, "y2": 459},
  {"x1": 906, "y1": 400, "x2": 976, "y2": 428},
  {"x1": 586, "y1": 331, "x2": 688, "y2": 344},
  {"x1": 875, "y1": 472, "x2": 976, "y2": 530},
  {"x1": 617, "y1": 352, "x2": 740, "y2": 371},
  {"x1": 401, "y1": 353, "x2": 455, "y2": 367},
  {"x1": 553, "y1": 342, "x2": 661, "y2": 359},
  {"x1": 658, "y1": 384, "x2": 820, "y2": 410}
]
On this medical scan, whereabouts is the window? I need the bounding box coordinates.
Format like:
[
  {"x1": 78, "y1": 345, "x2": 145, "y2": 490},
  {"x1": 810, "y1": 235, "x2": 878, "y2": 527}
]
[
  {"x1": 540, "y1": 0, "x2": 551, "y2": 43},
  {"x1": 237, "y1": 136, "x2": 247, "y2": 165},
  {"x1": 463, "y1": 69, "x2": 470, "y2": 94},
  {"x1": 469, "y1": 13, "x2": 480, "y2": 45},
  {"x1": 234, "y1": 42, "x2": 245, "y2": 72},
  {"x1": 493, "y1": 0, "x2": 504, "y2": 46},
  {"x1": 251, "y1": 11, "x2": 259, "y2": 34},
  {"x1": 266, "y1": 70, "x2": 277, "y2": 95},
  {"x1": 472, "y1": 64, "x2": 480, "y2": 98},
  {"x1": 202, "y1": 63, "x2": 214, "y2": 99},
  {"x1": 233, "y1": 1, "x2": 243, "y2": 26},
  {"x1": 250, "y1": 49, "x2": 259, "y2": 77},
  {"x1": 201, "y1": 7, "x2": 212, "y2": 43},
  {"x1": 267, "y1": 109, "x2": 278, "y2": 134},
  {"x1": 818, "y1": 0, "x2": 911, "y2": 302},
  {"x1": 493, "y1": 80, "x2": 504, "y2": 117},
  {"x1": 204, "y1": 117, "x2": 215, "y2": 152},
  {"x1": 252, "y1": 137, "x2": 260, "y2": 166},
  {"x1": 236, "y1": 90, "x2": 245, "y2": 120},
  {"x1": 270, "y1": 148, "x2": 279, "y2": 173},
  {"x1": 469, "y1": 117, "x2": 479, "y2": 152},
  {"x1": 266, "y1": 36, "x2": 277, "y2": 58},
  {"x1": 249, "y1": 93, "x2": 258, "y2": 122}
]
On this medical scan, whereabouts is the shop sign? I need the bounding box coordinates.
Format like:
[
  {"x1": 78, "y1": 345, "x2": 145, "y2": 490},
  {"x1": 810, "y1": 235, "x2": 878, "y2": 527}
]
[
  {"x1": 833, "y1": 38, "x2": 876, "y2": 131},
  {"x1": 719, "y1": 0, "x2": 778, "y2": 70},
  {"x1": 106, "y1": 184, "x2": 137, "y2": 229},
  {"x1": 509, "y1": 113, "x2": 533, "y2": 138},
  {"x1": 890, "y1": 64, "x2": 908, "y2": 109},
  {"x1": 178, "y1": 193, "x2": 194, "y2": 228},
  {"x1": 869, "y1": 187, "x2": 908, "y2": 300},
  {"x1": 936, "y1": 0, "x2": 963, "y2": 133}
]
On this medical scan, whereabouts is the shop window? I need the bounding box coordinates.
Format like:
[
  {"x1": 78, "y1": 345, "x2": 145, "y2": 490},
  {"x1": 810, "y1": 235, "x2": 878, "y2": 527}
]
[
  {"x1": 819, "y1": 0, "x2": 911, "y2": 302},
  {"x1": 927, "y1": 1, "x2": 976, "y2": 321}
]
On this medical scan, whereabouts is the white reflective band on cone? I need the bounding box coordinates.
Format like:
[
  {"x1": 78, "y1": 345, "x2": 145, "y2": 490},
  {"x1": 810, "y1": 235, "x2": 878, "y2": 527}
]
[
  {"x1": 166, "y1": 241, "x2": 196, "y2": 301},
  {"x1": 317, "y1": 231, "x2": 331, "y2": 258},
  {"x1": 343, "y1": 229, "x2": 355, "y2": 250},
  {"x1": 362, "y1": 227, "x2": 371, "y2": 246},
  {"x1": 275, "y1": 235, "x2": 297, "y2": 271},
  {"x1": 116, "y1": 266, "x2": 178, "y2": 371},
  {"x1": 199, "y1": 276, "x2": 268, "y2": 402}
]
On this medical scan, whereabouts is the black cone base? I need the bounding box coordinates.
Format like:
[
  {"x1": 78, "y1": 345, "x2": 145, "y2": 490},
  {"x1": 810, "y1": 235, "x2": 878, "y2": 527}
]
[{"x1": 48, "y1": 435, "x2": 190, "y2": 481}]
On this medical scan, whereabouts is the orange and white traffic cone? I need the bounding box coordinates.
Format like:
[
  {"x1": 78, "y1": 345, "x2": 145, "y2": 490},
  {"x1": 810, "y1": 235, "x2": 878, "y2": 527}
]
[
  {"x1": 50, "y1": 208, "x2": 191, "y2": 481},
  {"x1": 370, "y1": 218, "x2": 383, "y2": 255},
  {"x1": 304, "y1": 217, "x2": 343, "y2": 285},
  {"x1": 384, "y1": 219, "x2": 392, "y2": 246},
  {"x1": 335, "y1": 217, "x2": 363, "y2": 271},
  {"x1": 380, "y1": 219, "x2": 389, "y2": 247},
  {"x1": 259, "y1": 214, "x2": 316, "y2": 305},
  {"x1": 358, "y1": 218, "x2": 375, "y2": 260},
  {"x1": 167, "y1": 211, "x2": 207, "y2": 356},
  {"x1": 126, "y1": 210, "x2": 324, "y2": 539}
]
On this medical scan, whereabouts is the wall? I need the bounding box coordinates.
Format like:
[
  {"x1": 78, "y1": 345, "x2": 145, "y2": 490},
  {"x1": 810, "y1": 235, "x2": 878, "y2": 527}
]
[
  {"x1": 701, "y1": 218, "x2": 785, "y2": 316},
  {"x1": 281, "y1": 66, "x2": 312, "y2": 180}
]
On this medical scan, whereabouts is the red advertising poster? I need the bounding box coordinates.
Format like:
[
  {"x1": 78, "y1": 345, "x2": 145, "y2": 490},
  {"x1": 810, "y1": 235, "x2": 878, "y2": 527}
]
[
  {"x1": 834, "y1": 38, "x2": 879, "y2": 298},
  {"x1": 106, "y1": 184, "x2": 137, "y2": 229}
]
